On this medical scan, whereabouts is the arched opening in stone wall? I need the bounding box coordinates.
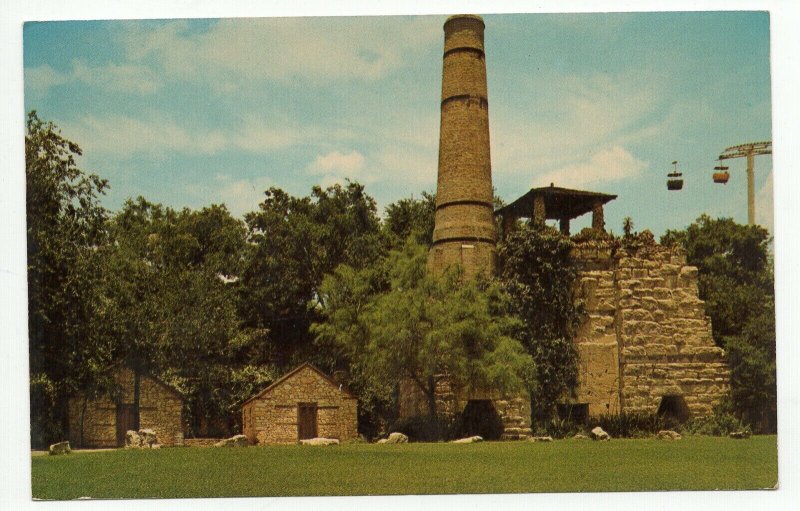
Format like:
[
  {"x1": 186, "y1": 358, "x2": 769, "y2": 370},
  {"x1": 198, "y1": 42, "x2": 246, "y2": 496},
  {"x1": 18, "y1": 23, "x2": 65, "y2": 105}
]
[
  {"x1": 657, "y1": 395, "x2": 690, "y2": 425},
  {"x1": 452, "y1": 400, "x2": 504, "y2": 440}
]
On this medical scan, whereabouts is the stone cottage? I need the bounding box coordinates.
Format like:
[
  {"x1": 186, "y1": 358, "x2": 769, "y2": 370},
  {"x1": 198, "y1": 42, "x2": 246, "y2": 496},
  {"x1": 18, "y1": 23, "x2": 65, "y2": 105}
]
[
  {"x1": 241, "y1": 362, "x2": 358, "y2": 444},
  {"x1": 68, "y1": 367, "x2": 184, "y2": 448}
]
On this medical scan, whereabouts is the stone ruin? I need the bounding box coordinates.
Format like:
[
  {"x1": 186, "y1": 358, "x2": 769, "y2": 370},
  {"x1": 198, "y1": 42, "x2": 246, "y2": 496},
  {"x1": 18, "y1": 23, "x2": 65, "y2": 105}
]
[
  {"x1": 398, "y1": 14, "x2": 730, "y2": 439},
  {"x1": 572, "y1": 234, "x2": 729, "y2": 419}
]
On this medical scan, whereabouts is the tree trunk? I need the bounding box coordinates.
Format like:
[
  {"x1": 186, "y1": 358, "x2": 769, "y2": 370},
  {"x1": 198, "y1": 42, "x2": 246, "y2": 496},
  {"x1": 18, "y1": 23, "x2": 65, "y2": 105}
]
[
  {"x1": 425, "y1": 376, "x2": 442, "y2": 440},
  {"x1": 133, "y1": 369, "x2": 141, "y2": 430}
]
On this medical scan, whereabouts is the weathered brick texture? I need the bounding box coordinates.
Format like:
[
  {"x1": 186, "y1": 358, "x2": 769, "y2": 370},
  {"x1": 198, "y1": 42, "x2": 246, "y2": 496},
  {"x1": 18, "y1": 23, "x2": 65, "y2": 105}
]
[
  {"x1": 430, "y1": 15, "x2": 496, "y2": 279},
  {"x1": 67, "y1": 368, "x2": 184, "y2": 448},
  {"x1": 241, "y1": 363, "x2": 358, "y2": 444}
]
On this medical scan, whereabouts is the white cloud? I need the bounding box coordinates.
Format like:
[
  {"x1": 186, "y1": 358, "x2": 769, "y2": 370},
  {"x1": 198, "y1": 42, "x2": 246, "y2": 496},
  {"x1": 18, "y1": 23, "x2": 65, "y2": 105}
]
[
  {"x1": 308, "y1": 150, "x2": 365, "y2": 174},
  {"x1": 24, "y1": 64, "x2": 68, "y2": 93},
  {"x1": 214, "y1": 174, "x2": 273, "y2": 217},
  {"x1": 532, "y1": 145, "x2": 648, "y2": 189},
  {"x1": 492, "y1": 70, "x2": 664, "y2": 177},
  {"x1": 374, "y1": 145, "x2": 436, "y2": 187},
  {"x1": 307, "y1": 150, "x2": 374, "y2": 187},
  {"x1": 756, "y1": 170, "x2": 773, "y2": 232},
  {"x1": 118, "y1": 17, "x2": 439, "y2": 91},
  {"x1": 63, "y1": 113, "x2": 304, "y2": 158},
  {"x1": 25, "y1": 60, "x2": 160, "y2": 95},
  {"x1": 64, "y1": 114, "x2": 226, "y2": 157}
]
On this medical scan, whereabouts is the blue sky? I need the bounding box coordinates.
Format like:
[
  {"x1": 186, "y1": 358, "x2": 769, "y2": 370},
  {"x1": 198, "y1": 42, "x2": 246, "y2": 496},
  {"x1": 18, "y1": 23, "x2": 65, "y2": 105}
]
[{"x1": 23, "y1": 12, "x2": 772, "y2": 236}]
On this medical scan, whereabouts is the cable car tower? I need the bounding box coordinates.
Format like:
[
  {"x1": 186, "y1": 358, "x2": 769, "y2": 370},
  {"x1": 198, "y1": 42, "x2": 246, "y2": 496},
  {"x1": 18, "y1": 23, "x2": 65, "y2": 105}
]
[{"x1": 716, "y1": 141, "x2": 772, "y2": 225}]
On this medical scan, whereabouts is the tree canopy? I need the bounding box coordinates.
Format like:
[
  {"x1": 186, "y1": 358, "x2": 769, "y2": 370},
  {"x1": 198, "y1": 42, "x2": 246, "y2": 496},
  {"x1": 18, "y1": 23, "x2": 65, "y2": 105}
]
[{"x1": 313, "y1": 240, "x2": 534, "y2": 430}]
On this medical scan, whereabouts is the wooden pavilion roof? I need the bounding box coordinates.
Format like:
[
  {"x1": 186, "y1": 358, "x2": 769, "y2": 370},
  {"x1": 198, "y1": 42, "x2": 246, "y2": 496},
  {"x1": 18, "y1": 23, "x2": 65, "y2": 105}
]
[{"x1": 495, "y1": 185, "x2": 617, "y2": 220}]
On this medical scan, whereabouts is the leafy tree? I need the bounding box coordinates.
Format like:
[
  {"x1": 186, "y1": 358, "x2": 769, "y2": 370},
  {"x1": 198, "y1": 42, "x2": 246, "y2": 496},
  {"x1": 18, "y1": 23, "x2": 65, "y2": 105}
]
[
  {"x1": 26, "y1": 111, "x2": 114, "y2": 447},
  {"x1": 239, "y1": 182, "x2": 385, "y2": 367},
  {"x1": 497, "y1": 224, "x2": 583, "y2": 424},
  {"x1": 100, "y1": 198, "x2": 269, "y2": 436},
  {"x1": 661, "y1": 215, "x2": 775, "y2": 432},
  {"x1": 383, "y1": 192, "x2": 436, "y2": 249},
  {"x1": 314, "y1": 240, "x2": 534, "y2": 435}
]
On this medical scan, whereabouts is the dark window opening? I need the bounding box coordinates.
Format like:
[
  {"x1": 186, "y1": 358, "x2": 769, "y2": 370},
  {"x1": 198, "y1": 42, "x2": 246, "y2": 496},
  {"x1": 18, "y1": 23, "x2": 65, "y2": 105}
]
[
  {"x1": 657, "y1": 395, "x2": 690, "y2": 425},
  {"x1": 557, "y1": 403, "x2": 589, "y2": 424}
]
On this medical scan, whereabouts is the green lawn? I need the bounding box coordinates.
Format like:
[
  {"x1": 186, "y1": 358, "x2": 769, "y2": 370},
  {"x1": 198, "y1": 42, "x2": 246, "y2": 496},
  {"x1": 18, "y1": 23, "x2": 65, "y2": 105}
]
[{"x1": 31, "y1": 435, "x2": 778, "y2": 499}]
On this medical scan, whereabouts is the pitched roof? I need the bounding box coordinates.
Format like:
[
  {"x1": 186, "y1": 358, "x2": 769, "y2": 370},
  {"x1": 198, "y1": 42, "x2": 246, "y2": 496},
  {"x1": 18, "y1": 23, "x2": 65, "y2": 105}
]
[
  {"x1": 495, "y1": 185, "x2": 617, "y2": 220},
  {"x1": 240, "y1": 362, "x2": 356, "y2": 407}
]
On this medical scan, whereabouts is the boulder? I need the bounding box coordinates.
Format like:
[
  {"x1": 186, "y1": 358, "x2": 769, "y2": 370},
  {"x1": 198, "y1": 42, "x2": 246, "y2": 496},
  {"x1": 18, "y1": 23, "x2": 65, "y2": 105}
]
[
  {"x1": 299, "y1": 437, "x2": 340, "y2": 446},
  {"x1": 573, "y1": 433, "x2": 590, "y2": 440},
  {"x1": 382, "y1": 432, "x2": 408, "y2": 444},
  {"x1": 656, "y1": 430, "x2": 682, "y2": 441},
  {"x1": 138, "y1": 429, "x2": 158, "y2": 448},
  {"x1": 125, "y1": 430, "x2": 141, "y2": 449},
  {"x1": 729, "y1": 430, "x2": 751, "y2": 440},
  {"x1": 49, "y1": 441, "x2": 71, "y2": 455},
  {"x1": 529, "y1": 436, "x2": 553, "y2": 442},
  {"x1": 450, "y1": 436, "x2": 483, "y2": 444},
  {"x1": 590, "y1": 426, "x2": 611, "y2": 441},
  {"x1": 214, "y1": 434, "x2": 249, "y2": 447}
]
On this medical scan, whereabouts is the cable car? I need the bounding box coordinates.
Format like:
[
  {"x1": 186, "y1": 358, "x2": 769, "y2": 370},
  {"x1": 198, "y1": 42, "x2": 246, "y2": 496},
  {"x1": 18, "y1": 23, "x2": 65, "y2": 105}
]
[
  {"x1": 667, "y1": 160, "x2": 683, "y2": 190},
  {"x1": 713, "y1": 165, "x2": 730, "y2": 184}
]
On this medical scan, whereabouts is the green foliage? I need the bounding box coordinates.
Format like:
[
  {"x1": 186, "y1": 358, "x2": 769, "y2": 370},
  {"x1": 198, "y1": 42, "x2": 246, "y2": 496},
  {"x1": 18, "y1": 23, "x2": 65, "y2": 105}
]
[
  {"x1": 531, "y1": 417, "x2": 581, "y2": 439},
  {"x1": 383, "y1": 192, "x2": 436, "y2": 249},
  {"x1": 680, "y1": 408, "x2": 748, "y2": 437},
  {"x1": 239, "y1": 182, "x2": 385, "y2": 367},
  {"x1": 314, "y1": 239, "x2": 534, "y2": 433},
  {"x1": 661, "y1": 215, "x2": 775, "y2": 433},
  {"x1": 588, "y1": 412, "x2": 668, "y2": 438},
  {"x1": 497, "y1": 224, "x2": 583, "y2": 423},
  {"x1": 26, "y1": 111, "x2": 114, "y2": 447}
]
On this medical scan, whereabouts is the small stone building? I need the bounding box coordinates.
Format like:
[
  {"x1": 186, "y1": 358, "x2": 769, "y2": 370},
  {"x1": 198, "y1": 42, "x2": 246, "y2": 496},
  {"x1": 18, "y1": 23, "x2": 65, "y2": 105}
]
[
  {"x1": 68, "y1": 367, "x2": 184, "y2": 448},
  {"x1": 241, "y1": 363, "x2": 358, "y2": 444}
]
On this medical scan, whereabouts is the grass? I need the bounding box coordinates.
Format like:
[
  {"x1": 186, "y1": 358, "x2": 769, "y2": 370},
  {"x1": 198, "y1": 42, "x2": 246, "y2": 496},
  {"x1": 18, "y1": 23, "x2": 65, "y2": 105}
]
[{"x1": 31, "y1": 435, "x2": 778, "y2": 499}]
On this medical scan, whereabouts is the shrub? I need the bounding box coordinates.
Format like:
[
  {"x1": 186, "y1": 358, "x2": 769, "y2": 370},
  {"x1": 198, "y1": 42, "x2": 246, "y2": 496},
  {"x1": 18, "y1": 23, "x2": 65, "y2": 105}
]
[
  {"x1": 680, "y1": 411, "x2": 749, "y2": 436},
  {"x1": 532, "y1": 417, "x2": 581, "y2": 439}
]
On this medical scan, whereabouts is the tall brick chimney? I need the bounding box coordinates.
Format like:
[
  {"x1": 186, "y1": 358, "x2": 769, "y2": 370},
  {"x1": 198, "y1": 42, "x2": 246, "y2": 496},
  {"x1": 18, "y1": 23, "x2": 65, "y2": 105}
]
[{"x1": 429, "y1": 14, "x2": 496, "y2": 278}]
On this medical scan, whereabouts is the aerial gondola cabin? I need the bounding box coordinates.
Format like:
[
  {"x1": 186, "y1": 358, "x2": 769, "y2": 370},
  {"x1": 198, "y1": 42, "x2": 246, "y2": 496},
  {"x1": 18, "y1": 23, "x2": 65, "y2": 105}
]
[
  {"x1": 713, "y1": 165, "x2": 730, "y2": 184},
  {"x1": 667, "y1": 161, "x2": 683, "y2": 191}
]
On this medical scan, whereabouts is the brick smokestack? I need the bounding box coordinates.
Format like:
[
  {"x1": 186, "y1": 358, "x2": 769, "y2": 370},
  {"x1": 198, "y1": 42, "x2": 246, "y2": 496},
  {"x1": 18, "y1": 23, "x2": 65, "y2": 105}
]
[{"x1": 429, "y1": 14, "x2": 496, "y2": 278}]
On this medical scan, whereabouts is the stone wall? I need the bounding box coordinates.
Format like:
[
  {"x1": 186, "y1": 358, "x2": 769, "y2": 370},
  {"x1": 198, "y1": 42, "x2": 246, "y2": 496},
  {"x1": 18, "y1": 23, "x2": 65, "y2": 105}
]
[
  {"x1": 398, "y1": 377, "x2": 532, "y2": 440},
  {"x1": 67, "y1": 368, "x2": 184, "y2": 448},
  {"x1": 242, "y1": 364, "x2": 358, "y2": 444},
  {"x1": 573, "y1": 241, "x2": 730, "y2": 418}
]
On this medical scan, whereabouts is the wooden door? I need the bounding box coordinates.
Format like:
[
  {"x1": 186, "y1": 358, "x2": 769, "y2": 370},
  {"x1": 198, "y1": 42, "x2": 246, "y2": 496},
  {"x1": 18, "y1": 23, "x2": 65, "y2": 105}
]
[
  {"x1": 116, "y1": 404, "x2": 137, "y2": 447},
  {"x1": 297, "y1": 403, "x2": 318, "y2": 440}
]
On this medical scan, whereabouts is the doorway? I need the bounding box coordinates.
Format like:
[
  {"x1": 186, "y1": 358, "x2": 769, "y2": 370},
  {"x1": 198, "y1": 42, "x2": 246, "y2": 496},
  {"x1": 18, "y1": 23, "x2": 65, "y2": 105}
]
[
  {"x1": 116, "y1": 404, "x2": 137, "y2": 447},
  {"x1": 297, "y1": 403, "x2": 318, "y2": 440}
]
